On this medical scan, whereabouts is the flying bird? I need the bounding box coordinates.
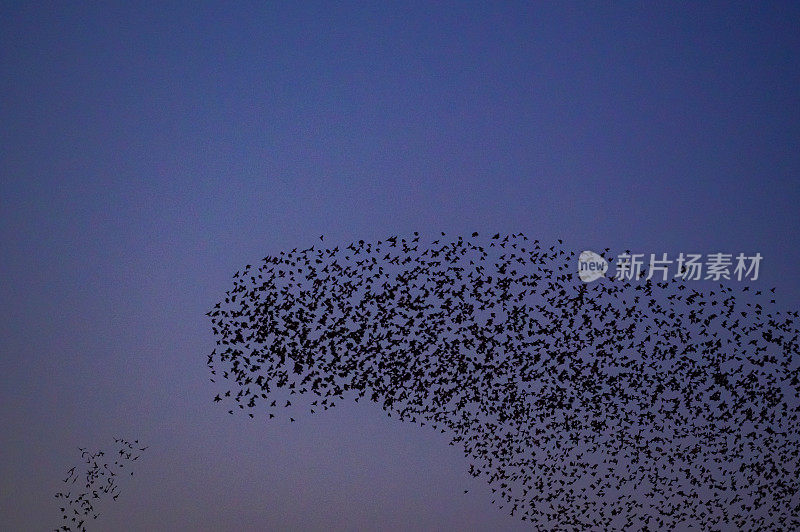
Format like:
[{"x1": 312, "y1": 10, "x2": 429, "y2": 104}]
[
  {"x1": 207, "y1": 233, "x2": 800, "y2": 530},
  {"x1": 54, "y1": 437, "x2": 147, "y2": 532}
]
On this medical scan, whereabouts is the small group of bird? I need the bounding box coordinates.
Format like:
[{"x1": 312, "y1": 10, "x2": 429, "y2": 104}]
[
  {"x1": 54, "y1": 437, "x2": 147, "y2": 531},
  {"x1": 207, "y1": 232, "x2": 799, "y2": 530}
]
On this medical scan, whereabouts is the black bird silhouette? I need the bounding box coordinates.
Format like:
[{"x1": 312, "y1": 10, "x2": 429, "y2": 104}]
[
  {"x1": 54, "y1": 437, "x2": 147, "y2": 532},
  {"x1": 207, "y1": 233, "x2": 800, "y2": 530}
]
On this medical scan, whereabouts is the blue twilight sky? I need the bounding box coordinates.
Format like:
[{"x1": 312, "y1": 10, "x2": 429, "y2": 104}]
[{"x1": 1, "y1": 2, "x2": 799, "y2": 530}]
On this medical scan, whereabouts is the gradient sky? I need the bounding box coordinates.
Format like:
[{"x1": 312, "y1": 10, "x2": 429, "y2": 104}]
[{"x1": 1, "y1": 2, "x2": 799, "y2": 530}]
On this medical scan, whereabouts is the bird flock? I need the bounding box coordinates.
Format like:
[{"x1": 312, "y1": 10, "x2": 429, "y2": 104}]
[
  {"x1": 207, "y1": 233, "x2": 800, "y2": 530},
  {"x1": 54, "y1": 437, "x2": 147, "y2": 531}
]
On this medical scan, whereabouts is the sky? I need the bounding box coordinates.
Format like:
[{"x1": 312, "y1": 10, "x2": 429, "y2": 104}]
[{"x1": 1, "y1": 2, "x2": 799, "y2": 530}]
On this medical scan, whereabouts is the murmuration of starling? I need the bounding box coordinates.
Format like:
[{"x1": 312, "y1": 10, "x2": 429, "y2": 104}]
[{"x1": 207, "y1": 233, "x2": 800, "y2": 530}]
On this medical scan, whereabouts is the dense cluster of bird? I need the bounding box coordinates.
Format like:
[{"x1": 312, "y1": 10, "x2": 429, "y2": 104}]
[
  {"x1": 54, "y1": 437, "x2": 147, "y2": 531},
  {"x1": 207, "y1": 233, "x2": 800, "y2": 530}
]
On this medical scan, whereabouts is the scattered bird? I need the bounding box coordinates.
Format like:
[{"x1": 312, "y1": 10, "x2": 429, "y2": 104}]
[{"x1": 55, "y1": 437, "x2": 147, "y2": 532}]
